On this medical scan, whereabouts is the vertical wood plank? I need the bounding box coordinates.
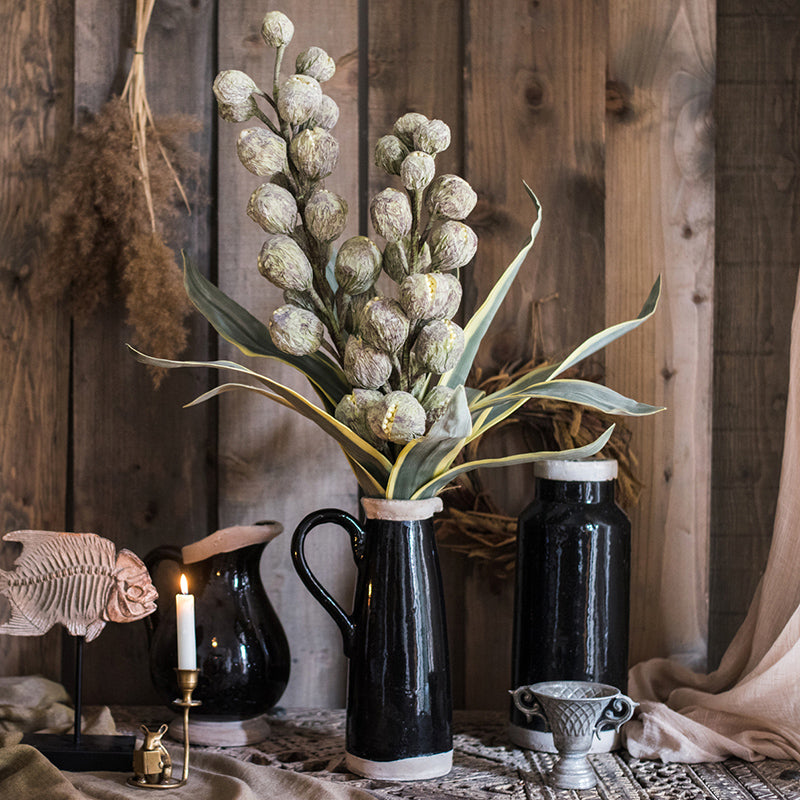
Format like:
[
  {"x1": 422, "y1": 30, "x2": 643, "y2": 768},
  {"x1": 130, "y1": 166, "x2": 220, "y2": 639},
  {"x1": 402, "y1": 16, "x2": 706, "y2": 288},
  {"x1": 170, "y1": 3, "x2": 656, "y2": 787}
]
[
  {"x1": 463, "y1": 0, "x2": 607, "y2": 707},
  {"x1": 606, "y1": 0, "x2": 715, "y2": 668},
  {"x1": 366, "y1": 0, "x2": 467, "y2": 708},
  {"x1": 72, "y1": 0, "x2": 216, "y2": 704},
  {"x1": 710, "y1": 3, "x2": 800, "y2": 666},
  {"x1": 216, "y1": 0, "x2": 360, "y2": 707},
  {"x1": 0, "y1": 0, "x2": 73, "y2": 680}
]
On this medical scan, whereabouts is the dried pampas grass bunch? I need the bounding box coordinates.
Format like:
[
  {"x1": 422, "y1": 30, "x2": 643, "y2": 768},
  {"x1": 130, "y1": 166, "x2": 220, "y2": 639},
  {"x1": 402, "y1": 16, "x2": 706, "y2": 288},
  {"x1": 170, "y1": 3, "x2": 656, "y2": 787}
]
[{"x1": 39, "y1": 0, "x2": 199, "y2": 386}]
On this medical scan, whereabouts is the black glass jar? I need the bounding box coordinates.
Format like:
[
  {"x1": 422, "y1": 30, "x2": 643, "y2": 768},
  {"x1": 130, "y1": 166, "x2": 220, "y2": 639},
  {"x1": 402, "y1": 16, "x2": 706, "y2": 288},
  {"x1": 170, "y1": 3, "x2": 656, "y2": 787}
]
[{"x1": 509, "y1": 459, "x2": 630, "y2": 752}]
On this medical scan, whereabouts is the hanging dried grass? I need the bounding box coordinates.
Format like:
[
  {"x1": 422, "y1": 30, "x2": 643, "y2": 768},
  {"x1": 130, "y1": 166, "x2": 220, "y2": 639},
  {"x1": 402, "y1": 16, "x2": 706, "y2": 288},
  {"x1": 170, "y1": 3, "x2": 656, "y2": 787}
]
[
  {"x1": 37, "y1": 0, "x2": 199, "y2": 386},
  {"x1": 435, "y1": 302, "x2": 642, "y2": 579}
]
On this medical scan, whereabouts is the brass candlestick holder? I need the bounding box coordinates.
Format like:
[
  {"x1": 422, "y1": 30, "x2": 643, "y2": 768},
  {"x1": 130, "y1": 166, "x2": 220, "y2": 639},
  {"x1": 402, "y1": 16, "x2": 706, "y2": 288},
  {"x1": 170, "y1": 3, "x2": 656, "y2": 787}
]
[{"x1": 128, "y1": 668, "x2": 201, "y2": 789}]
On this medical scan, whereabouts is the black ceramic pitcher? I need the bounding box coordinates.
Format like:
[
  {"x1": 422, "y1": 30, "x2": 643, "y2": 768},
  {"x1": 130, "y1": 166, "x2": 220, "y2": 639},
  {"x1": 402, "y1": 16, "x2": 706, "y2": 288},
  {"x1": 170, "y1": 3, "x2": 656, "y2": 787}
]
[
  {"x1": 291, "y1": 497, "x2": 452, "y2": 781},
  {"x1": 145, "y1": 522, "x2": 290, "y2": 743}
]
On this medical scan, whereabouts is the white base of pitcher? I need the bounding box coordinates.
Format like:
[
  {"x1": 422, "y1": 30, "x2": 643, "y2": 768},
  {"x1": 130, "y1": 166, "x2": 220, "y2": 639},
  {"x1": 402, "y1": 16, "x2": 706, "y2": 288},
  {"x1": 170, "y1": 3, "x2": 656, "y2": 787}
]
[
  {"x1": 508, "y1": 722, "x2": 619, "y2": 753},
  {"x1": 345, "y1": 749, "x2": 453, "y2": 780}
]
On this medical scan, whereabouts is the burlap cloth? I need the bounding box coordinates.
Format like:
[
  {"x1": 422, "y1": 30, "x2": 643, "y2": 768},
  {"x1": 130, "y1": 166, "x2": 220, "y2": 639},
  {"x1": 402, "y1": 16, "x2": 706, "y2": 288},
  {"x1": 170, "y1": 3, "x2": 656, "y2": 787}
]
[{"x1": 624, "y1": 269, "x2": 800, "y2": 763}]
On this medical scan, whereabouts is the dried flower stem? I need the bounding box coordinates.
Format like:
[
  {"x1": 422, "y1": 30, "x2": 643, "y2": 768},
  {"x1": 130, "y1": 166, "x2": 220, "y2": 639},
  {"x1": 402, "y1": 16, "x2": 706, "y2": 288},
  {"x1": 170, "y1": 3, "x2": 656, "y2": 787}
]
[{"x1": 121, "y1": 0, "x2": 191, "y2": 230}]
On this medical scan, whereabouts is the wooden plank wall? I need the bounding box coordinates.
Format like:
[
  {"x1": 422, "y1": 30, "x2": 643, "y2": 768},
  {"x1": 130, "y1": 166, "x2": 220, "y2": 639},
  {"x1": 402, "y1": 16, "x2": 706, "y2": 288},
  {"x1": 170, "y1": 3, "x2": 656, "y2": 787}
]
[
  {"x1": 711, "y1": 0, "x2": 800, "y2": 668},
  {"x1": 0, "y1": 0, "x2": 73, "y2": 684},
  {"x1": 66, "y1": 0, "x2": 217, "y2": 704},
  {"x1": 1, "y1": 0, "x2": 796, "y2": 710},
  {"x1": 215, "y1": 0, "x2": 361, "y2": 708},
  {"x1": 606, "y1": 2, "x2": 715, "y2": 670}
]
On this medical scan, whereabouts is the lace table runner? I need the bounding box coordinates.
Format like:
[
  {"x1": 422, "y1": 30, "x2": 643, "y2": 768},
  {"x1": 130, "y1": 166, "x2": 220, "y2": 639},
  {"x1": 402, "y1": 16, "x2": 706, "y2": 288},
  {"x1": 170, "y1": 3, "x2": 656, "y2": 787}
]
[{"x1": 116, "y1": 707, "x2": 800, "y2": 799}]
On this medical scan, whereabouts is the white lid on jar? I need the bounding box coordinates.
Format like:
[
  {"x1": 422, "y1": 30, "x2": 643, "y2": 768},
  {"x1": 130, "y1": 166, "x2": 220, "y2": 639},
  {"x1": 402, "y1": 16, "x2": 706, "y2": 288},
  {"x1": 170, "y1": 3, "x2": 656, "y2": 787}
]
[{"x1": 533, "y1": 459, "x2": 618, "y2": 482}]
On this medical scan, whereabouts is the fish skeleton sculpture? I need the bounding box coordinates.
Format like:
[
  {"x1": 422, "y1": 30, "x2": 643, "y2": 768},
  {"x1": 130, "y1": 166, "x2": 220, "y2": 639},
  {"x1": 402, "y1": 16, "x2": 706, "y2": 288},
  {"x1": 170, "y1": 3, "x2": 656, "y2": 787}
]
[{"x1": 0, "y1": 530, "x2": 158, "y2": 642}]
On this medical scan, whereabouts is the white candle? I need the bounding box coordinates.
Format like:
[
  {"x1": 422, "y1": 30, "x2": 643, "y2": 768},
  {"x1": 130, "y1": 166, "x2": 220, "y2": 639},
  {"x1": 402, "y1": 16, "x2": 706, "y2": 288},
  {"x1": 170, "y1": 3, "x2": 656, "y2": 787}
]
[{"x1": 176, "y1": 574, "x2": 197, "y2": 670}]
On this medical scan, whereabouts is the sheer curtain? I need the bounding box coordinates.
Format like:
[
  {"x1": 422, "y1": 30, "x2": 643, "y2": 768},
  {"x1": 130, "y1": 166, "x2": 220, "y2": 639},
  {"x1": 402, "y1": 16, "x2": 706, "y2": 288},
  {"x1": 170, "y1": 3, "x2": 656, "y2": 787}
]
[{"x1": 624, "y1": 270, "x2": 800, "y2": 762}]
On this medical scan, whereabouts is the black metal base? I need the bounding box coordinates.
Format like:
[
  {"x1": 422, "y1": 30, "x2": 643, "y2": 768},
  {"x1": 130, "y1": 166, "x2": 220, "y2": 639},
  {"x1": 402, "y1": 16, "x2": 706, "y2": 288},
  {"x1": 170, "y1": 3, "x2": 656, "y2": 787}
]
[{"x1": 21, "y1": 733, "x2": 136, "y2": 772}]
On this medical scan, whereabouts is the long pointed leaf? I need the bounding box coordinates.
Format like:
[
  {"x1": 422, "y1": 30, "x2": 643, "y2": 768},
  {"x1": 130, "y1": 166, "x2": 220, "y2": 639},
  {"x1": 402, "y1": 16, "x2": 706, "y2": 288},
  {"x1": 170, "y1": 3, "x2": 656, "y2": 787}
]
[
  {"x1": 343, "y1": 453, "x2": 388, "y2": 497},
  {"x1": 183, "y1": 254, "x2": 350, "y2": 409},
  {"x1": 546, "y1": 275, "x2": 662, "y2": 383},
  {"x1": 465, "y1": 378, "x2": 661, "y2": 445},
  {"x1": 438, "y1": 185, "x2": 542, "y2": 390},
  {"x1": 410, "y1": 426, "x2": 616, "y2": 499},
  {"x1": 386, "y1": 386, "x2": 472, "y2": 499},
  {"x1": 189, "y1": 383, "x2": 389, "y2": 496},
  {"x1": 130, "y1": 348, "x2": 392, "y2": 478},
  {"x1": 505, "y1": 379, "x2": 664, "y2": 415}
]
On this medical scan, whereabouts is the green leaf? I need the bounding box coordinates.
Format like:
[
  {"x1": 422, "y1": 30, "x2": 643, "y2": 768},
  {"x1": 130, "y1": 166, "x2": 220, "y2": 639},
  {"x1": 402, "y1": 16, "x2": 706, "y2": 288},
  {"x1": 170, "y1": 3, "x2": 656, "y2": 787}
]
[
  {"x1": 438, "y1": 185, "x2": 542, "y2": 390},
  {"x1": 189, "y1": 382, "x2": 390, "y2": 495},
  {"x1": 545, "y1": 275, "x2": 662, "y2": 383},
  {"x1": 183, "y1": 254, "x2": 350, "y2": 410},
  {"x1": 343, "y1": 453, "x2": 388, "y2": 498},
  {"x1": 410, "y1": 426, "x2": 616, "y2": 499},
  {"x1": 129, "y1": 348, "x2": 393, "y2": 480},
  {"x1": 505, "y1": 379, "x2": 664, "y2": 415},
  {"x1": 386, "y1": 386, "x2": 472, "y2": 499}
]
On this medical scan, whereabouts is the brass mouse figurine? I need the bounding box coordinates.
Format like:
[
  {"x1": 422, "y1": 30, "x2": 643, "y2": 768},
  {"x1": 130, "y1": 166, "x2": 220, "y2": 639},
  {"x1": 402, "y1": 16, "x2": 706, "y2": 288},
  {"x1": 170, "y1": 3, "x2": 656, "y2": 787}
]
[{"x1": 131, "y1": 723, "x2": 173, "y2": 785}]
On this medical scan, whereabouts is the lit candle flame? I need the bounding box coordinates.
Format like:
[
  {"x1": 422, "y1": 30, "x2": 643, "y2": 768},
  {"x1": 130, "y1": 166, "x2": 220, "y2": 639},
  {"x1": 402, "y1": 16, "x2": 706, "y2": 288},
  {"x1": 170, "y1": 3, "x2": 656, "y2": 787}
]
[{"x1": 180, "y1": 573, "x2": 189, "y2": 595}]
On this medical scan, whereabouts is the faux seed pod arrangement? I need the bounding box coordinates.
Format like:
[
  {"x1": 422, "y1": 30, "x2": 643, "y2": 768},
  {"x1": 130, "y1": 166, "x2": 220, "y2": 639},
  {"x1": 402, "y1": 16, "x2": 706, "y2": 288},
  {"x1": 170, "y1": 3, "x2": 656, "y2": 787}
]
[{"x1": 134, "y1": 9, "x2": 663, "y2": 500}]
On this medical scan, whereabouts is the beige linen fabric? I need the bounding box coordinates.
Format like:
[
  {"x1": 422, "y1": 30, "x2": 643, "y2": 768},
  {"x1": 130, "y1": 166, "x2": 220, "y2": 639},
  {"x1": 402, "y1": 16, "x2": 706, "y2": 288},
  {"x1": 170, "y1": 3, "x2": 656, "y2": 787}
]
[
  {"x1": 0, "y1": 745, "x2": 377, "y2": 800},
  {"x1": 0, "y1": 676, "x2": 115, "y2": 747},
  {"x1": 624, "y1": 270, "x2": 800, "y2": 762}
]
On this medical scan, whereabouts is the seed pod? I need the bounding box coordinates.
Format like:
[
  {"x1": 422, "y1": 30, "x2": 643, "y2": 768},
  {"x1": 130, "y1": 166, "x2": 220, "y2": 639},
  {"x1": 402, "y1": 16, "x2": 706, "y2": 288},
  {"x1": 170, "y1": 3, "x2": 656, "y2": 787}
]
[
  {"x1": 277, "y1": 74, "x2": 322, "y2": 126},
  {"x1": 269, "y1": 304, "x2": 324, "y2": 355},
  {"x1": 305, "y1": 189, "x2": 348, "y2": 243},
  {"x1": 414, "y1": 241, "x2": 433, "y2": 273},
  {"x1": 335, "y1": 389, "x2": 384, "y2": 442},
  {"x1": 428, "y1": 220, "x2": 478, "y2": 270},
  {"x1": 426, "y1": 174, "x2": 478, "y2": 220},
  {"x1": 236, "y1": 128, "x2": 288, "y2": 178},
  {"x1": 422, "y1": 385, "x2": 455, "y2": 429},
  {"x1": 393, "y1": 112, "x2": 429, "y2": 149},
  {"x1": 399, "y1": 272, "x2": 462, "y2": 321},
  {"x1": 344, "y1": 336, "x2": 393, "y2": 389},
  {"x1": 296, "y1": 46, "x2": 336, "y2": 82},
  {"x1": 261, "y1": 11, "x2": 294, "y2": 48},
  {"x1": 382, "y1": 239, "x2": 410, "y2": 283},
  {"x1": 374, "y1": 135, "x2": 408, "y2": 176},
  {"x1": 400, "y1": 151, "x2": 436, "y2": 192},
  {"x1": 247, "y1": 183, "x2": 297, "y2": 234},
  {"x1": 414, "y1": 118, "x2": 451, "y2": 155},
  {"x1": 335, "y1": 236, "x2": 382, "y2": 295},
  {"x1": 257, "y1": 234, "x2": 314, "y2": 292},
  {"x1": 283, "y1": 289, "x2": 317, "y2": 313},
  {"x1": 359, "y1": 297, "x2": 410, "y2": 353},
  {"x1": 289, "y1": 127, "x2": 339, "y2": 180},
  {"x1": 340, "y1": 289, "x2": 376, "y2": 335},
  {"x1": 310, "y1": 95, "x2": 339, "y2": 130},
  {"x1": 213, "y1": 70, "x2": 259, "y2": 122},
  {"x1": 367, "y1": 391, "x2": 426, "y2": 444},
  {"x1": 411, "y1": 318, "x2": 465, "y2": 374},
  {"x1": 370, "y1": 188, "x2": 412, "y2": 243}
]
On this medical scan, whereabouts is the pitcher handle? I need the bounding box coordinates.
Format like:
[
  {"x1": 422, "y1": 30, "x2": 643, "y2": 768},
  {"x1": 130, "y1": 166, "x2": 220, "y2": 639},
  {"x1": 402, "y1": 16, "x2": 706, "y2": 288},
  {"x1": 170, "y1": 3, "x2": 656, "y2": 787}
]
[{"x1": 291, "y1": 508, "x2": 366, "y2": 658}]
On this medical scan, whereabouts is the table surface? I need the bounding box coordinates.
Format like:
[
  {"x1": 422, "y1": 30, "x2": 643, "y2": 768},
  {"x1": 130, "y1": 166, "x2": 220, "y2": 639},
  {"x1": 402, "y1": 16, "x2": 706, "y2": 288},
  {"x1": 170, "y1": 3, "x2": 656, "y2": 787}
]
[{"x1": 114, "y1": 707, "x2": 800, "y2": 800}]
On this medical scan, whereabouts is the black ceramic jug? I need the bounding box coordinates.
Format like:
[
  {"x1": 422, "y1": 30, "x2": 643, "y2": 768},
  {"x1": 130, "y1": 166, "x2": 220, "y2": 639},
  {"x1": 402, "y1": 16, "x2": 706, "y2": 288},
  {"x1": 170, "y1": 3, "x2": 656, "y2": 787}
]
[
  {"x1": 510, "y1": 459, "x2": 630, "y2": 753},
  {"x1": 145, "y1": 522, "x2": 290, "y2": 744},
  {"x1": 291, "y1": 497, "x2": 452, "y2": 781}
]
